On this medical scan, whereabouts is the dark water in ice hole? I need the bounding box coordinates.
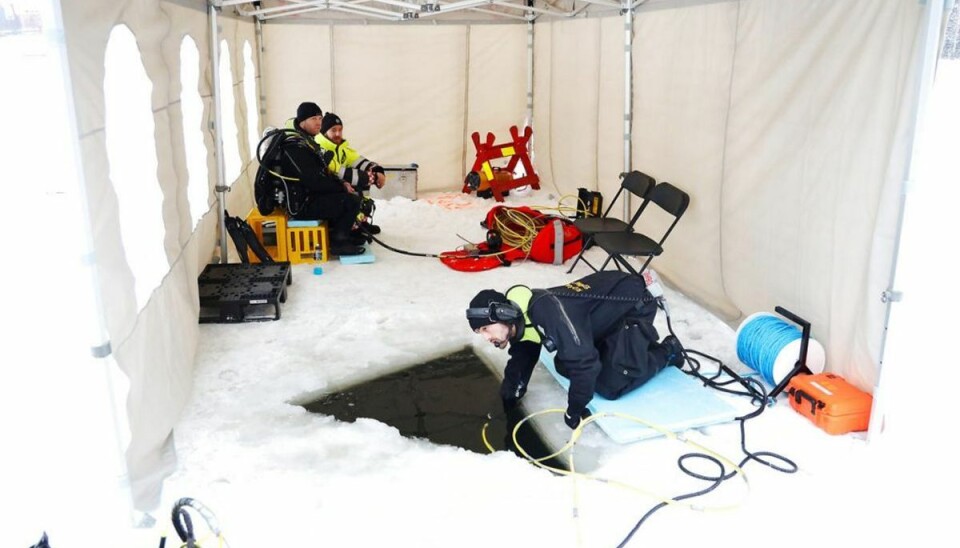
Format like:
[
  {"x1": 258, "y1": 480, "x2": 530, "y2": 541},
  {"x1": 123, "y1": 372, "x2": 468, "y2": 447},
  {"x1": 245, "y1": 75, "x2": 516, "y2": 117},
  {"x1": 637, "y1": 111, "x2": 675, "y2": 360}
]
[{"x1": 302, "y1": 349, "x2": 568, "y2": 471}]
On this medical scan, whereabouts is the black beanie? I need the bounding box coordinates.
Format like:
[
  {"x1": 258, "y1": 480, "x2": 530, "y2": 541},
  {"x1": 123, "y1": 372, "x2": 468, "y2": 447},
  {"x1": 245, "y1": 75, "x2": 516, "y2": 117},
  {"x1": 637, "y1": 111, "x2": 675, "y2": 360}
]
[
  {"x1": 466, "y1": 289, "x2": 508, "y2": 330},
  {"x1": 295, "y1": 102, "x2": 322, "y2": 125},
  {"x1": 321, "y1": 112, "x2": 343, "y2": 135}
]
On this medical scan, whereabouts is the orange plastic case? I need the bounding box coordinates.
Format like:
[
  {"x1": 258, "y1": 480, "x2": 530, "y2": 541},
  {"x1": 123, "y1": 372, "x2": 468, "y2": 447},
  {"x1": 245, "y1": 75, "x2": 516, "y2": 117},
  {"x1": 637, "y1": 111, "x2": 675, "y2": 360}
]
[{"x1": 786, "y1": 373, "x2": 872, "y2": 435}]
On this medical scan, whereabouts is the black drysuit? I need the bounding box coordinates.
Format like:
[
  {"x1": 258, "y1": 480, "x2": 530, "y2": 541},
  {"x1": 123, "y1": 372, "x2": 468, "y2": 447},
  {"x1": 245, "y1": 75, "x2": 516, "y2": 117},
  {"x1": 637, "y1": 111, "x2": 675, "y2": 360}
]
[
  {"x1": 503, "y1": 271, "x2": 670, "y2": 418},
  {"x1": 278, "y1": 130, "x2": 361, "y2": 240}
]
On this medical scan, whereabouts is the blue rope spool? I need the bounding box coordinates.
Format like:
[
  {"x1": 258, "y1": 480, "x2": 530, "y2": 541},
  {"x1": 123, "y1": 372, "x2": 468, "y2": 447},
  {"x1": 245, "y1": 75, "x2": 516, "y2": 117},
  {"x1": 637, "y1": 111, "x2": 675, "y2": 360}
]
[{"x1": 736, "y1": 312, "x2": 825, "y2": 386}]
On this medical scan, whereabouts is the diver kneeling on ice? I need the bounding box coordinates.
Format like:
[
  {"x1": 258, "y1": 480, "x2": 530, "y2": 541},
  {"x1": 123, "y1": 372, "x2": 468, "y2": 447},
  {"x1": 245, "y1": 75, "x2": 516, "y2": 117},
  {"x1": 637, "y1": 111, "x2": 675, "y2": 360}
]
[{"x1": 466, "y1": 271, "x2": 684, "y2": 429}]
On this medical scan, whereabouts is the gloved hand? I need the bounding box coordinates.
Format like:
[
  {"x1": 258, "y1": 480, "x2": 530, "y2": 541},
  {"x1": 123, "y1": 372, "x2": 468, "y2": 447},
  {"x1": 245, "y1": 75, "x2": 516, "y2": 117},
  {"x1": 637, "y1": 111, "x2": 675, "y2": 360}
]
[
  {"x1": 564, "y1": 407, "x2": 592, "y2": 430},
  {"x1": 500, "y1": 380, "x2": 527, "y2": 413}
]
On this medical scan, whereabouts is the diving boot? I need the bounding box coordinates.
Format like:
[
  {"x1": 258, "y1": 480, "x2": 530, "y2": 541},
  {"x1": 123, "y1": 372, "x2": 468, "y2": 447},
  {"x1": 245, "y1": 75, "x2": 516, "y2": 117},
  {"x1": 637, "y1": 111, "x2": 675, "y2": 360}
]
[
  {"x1": 348, "y1": 232, "x2": 368, "y2": 245},
  {"x1": 330, "y1": 234, "x2": 365, "y2": 256},
  {"x1": 360, "y1": 221, "x2": 381, "y2": 235},
  {"x1": 330, "y1": 243, "x2": 365, "y2": 256},
  {"x1": 661, "y1": 335, "x2": 685, "y2": 368}
]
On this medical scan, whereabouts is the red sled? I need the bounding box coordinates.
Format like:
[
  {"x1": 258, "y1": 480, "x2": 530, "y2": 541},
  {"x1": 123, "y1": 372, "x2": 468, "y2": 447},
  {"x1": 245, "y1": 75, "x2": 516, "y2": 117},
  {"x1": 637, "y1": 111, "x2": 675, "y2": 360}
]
[
  {"x1": 440, "y1": 246, "x2": 507, "y2": 272},
  {"x1": 440, "y1": 206, "x2": 582, "y2": 272}
]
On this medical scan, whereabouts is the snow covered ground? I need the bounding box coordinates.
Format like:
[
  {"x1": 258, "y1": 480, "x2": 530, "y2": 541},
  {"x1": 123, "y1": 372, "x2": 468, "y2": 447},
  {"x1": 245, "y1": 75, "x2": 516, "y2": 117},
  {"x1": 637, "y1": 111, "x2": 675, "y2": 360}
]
[{"x1": 155, "y1": 187, "x2": 949, "y2": 547}]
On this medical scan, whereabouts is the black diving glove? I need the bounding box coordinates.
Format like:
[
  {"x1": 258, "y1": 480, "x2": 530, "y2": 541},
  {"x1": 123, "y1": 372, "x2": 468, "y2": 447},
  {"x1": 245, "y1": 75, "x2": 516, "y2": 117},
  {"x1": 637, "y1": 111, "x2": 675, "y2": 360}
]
[
  {"x1": 499, "y1": 380, "x2": 527, "y2": 413},
  {"x1": 564, "y1": 407, "x2": 592, "y2": 430}
]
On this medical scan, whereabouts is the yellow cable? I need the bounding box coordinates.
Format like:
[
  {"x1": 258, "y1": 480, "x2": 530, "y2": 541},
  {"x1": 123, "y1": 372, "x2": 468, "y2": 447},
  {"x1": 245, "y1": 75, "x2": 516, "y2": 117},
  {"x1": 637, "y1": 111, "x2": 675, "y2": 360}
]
[
  {"x1": 175, "y1": 524, "x2": 229, "y2": 548},
  {"x1": 439, "y1": 207, "x2": 542, "y2": 260},
  {"x1": 528, "y1": 193, "x2": 586, "y2": 216},
  {"x1": 481, "y1": 421, "x2": 496, "y2": 453},
  {"x1": 492, "y1": 207, "x2": 541, "y2": 254},
  {"x1": 508, "y1": 408, "x2": 750, "y2": 512},
  {"x1": 267, "y1": 168, "x2": 300, "y2": 182}
]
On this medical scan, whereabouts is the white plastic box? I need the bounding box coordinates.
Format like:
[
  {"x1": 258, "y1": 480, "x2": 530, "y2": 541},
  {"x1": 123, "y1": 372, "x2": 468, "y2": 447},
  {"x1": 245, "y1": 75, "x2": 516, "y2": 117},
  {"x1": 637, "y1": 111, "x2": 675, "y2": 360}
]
[{"x1": 370, "y1": 164, "x2": 418, "y2": 200}]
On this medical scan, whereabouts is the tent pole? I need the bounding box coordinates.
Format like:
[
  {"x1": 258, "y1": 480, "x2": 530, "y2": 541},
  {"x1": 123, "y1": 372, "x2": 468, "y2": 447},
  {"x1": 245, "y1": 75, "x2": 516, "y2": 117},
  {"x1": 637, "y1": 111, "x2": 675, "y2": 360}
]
[
  {"x1": 209, "y1": 1, "x2": 229, "y2": 264},
  {"x1": 622, "y1": 0, "x2": 633, "y2": 217},
  {"x1": 255, "y1": 15, "x2": 265, "y2": 136},
  {"x1": 525, "y1": 4, "x2": 534, "y2": 148},
  {"x1": 868, "y1": 0, "x2": 946, "y2": 442}
]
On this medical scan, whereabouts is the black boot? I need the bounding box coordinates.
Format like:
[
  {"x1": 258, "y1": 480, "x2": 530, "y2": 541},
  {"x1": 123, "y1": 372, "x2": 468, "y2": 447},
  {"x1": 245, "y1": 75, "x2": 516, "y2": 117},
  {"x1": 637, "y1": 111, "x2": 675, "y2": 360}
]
[
  {"x1": 360, "y1": 221, "x2": 381, "y2": 235},
  {"x1": 330, "y1": 233, "x2": 365, "y2": 256},
  {"x1": 348, "y1": 231, "x2": 368, "y2": 245},
  {"x1": 661, "y1": 335, "x2": 685, "y2": 368}
]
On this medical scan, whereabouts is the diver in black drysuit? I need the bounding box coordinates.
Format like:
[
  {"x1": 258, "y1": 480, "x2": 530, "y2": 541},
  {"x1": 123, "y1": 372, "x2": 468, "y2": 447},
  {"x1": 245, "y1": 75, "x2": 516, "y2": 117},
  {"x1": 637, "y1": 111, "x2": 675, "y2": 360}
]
[
  {"x1": 467, "y1": 270, "x2": 684, "y2": 429},
  {"x1": 277, "y1": 128, "x2": 366, "y2": 256}
]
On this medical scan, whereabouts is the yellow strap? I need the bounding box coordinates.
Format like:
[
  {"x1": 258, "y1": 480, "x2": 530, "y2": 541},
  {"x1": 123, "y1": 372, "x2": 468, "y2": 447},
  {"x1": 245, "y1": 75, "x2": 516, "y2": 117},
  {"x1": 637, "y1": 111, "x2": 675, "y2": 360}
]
[{"x1": 481, "y1": 161, "x2": 494, "y2": 181}]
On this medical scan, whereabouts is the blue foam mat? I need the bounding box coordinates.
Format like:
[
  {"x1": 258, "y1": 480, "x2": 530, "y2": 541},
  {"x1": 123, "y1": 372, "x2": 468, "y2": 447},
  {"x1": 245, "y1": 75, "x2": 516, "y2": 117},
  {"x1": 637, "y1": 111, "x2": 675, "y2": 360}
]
[
  {"x1": 338, "y1": 247, "x2": 375, "y2": 264},
  {"x1": 287, "y1": 219, "x2": 320, "y2": 227},
  {"x1": 540, "y1": 349, "x2": 740, "y2": 443}
]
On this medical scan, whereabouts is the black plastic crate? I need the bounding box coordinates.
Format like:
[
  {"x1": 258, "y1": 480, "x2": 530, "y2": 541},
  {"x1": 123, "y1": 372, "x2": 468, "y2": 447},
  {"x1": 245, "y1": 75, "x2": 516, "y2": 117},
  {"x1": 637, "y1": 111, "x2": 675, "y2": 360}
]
[{"x1": 198, "y1": 262, "x2": 292, "y2": 323}]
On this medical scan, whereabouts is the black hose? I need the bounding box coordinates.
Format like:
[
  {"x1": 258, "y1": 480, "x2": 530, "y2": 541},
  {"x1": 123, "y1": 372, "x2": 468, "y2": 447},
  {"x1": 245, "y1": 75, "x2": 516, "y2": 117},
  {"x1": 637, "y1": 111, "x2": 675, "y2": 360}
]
[
  {"x1": 615, "y1": 300, "x2": 798, "y2": 545},
  {"x1": 616, "y1": 455, "x2": 727, "y2": 548},
  {"x1": 361, "y1": 229, "x2": 442, "y2": 258},
  {"x1": 170, "y1": 497, "x2": 222, "y2": 547},
  {"x1": 171, "y1": 505, "x2": 194, "y2": 544}
]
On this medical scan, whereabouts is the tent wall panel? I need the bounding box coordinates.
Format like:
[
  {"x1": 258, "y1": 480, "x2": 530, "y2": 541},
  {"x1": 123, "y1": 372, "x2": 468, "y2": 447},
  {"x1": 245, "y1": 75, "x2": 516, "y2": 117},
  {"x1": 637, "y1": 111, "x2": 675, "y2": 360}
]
[
  {"x1": 596, "y1": 16, "x2": 626, "y2": 201},
  {"x1": 464, "y1": 25, "x2": 527, "y2": 177},
  {"x1": 262, "y1": 24, "x2": 470, "y2": 191},
  {"x1": 114, "y1": 234, "x2": 202, "y2": 510},
  {"x1": 721, "y1": 0, "x2": 922, "y2": 390},
  {"x1": 534, "y1": 18, "x2": 602, "y2": 195},
  {"x1": 159, "y1": 5, "x2": 219, "y2": 253},
  {"x1": 532, "y1": 22, "x2": 555, "y2": 188},
  {"x1": 62, "y1": 0, "x2": 256, "y2": 511},
  {"x1": 630, "y1": 2, "x2": 739, "y2": 320},
  {"x1": 261, "y1": 24, "x2": 334, "y2": 129},
  {"x1": 532, "y1": 17, "x2": 628, "y2": 204},
  {"x1": 332, "y1": 26, "x2": 469, "y2": 190}
]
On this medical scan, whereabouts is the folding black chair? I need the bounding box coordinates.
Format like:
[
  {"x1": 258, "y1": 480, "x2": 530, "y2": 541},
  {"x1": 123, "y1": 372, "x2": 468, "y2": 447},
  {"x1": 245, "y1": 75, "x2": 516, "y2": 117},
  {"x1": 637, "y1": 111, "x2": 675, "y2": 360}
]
[
  {"x1": 566, "y1": 171, "x2": 656, "y2": 274},
  {"x1": 592, "y1": 181, "x2": 690, "y2": 275}
]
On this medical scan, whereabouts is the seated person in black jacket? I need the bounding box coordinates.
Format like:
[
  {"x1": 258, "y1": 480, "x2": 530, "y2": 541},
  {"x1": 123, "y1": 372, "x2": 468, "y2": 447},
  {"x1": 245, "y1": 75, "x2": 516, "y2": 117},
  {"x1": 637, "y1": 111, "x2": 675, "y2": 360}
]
[
  {"x1": 466, "y1": 271, "x2": 685, "y2": 429},
  {"x1": 280, "y1": 102, "x2": 364, "y2": 256}
]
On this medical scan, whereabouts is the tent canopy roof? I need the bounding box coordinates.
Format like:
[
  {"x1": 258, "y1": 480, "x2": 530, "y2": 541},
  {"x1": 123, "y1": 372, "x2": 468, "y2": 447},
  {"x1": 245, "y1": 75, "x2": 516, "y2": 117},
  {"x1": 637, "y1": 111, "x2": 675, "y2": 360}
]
[{"x1": 221, "y1": 0, "x2": 640, "y2": 24}]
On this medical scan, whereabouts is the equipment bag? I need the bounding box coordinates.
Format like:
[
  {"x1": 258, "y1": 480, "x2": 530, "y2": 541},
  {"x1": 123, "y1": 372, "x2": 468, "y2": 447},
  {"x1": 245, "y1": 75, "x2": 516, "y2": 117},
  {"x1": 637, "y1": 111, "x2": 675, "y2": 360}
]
[
  {"x1": 576, "y1": 188, "x2": 604, "y2": 218},
  {"x1": 483, "y1": 205, "x2": 582, "y2": 264},
  {"x1": 528, "y1": 218, "x2": 582, "y2": 265}
]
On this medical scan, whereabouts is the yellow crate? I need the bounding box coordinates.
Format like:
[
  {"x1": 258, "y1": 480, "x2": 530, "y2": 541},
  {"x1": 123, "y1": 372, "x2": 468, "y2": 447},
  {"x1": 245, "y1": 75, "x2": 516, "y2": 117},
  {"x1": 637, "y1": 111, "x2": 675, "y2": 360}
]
[
  {"x1": 245, "y1": 208, "x2": 288, "y2": 262},
  {"x1": 287, "y1": 222, "x2": 329, "y2": 264}
]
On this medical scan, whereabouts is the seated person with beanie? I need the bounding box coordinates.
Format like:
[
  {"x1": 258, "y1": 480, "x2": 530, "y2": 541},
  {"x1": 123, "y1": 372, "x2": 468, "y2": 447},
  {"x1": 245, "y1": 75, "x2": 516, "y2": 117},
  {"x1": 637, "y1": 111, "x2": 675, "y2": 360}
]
[
  {"x1": 466, "y1": 271, "x2": 685, "y2": 429},
  {"x1": 315, "y1": 112, "x2": 385, "y2": 235},
  {"x1": 277, "y1": 102, "x2": 365, "y2": 256}
]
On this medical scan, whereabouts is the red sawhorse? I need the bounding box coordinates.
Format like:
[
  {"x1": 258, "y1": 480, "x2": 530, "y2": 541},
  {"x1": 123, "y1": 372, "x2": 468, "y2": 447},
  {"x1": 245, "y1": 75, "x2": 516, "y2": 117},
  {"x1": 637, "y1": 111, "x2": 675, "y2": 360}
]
[{"x1": 462, "y1": 126, "x2": 540, "y2": 202}]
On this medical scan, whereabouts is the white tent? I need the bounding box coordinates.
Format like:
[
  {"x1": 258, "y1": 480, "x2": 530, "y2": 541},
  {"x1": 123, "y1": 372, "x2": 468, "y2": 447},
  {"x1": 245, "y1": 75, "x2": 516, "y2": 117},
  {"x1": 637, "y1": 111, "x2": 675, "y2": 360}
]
[{"x1": 6, "y1": 0, "x2": 956, "y2": 528}]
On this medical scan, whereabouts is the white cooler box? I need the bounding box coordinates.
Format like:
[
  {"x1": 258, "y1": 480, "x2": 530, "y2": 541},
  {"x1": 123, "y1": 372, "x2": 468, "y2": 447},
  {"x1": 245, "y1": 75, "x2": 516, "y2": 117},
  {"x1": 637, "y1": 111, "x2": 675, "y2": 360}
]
[{"x1": 369, "y1": 164, "x2": 418, "y2": 200}]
